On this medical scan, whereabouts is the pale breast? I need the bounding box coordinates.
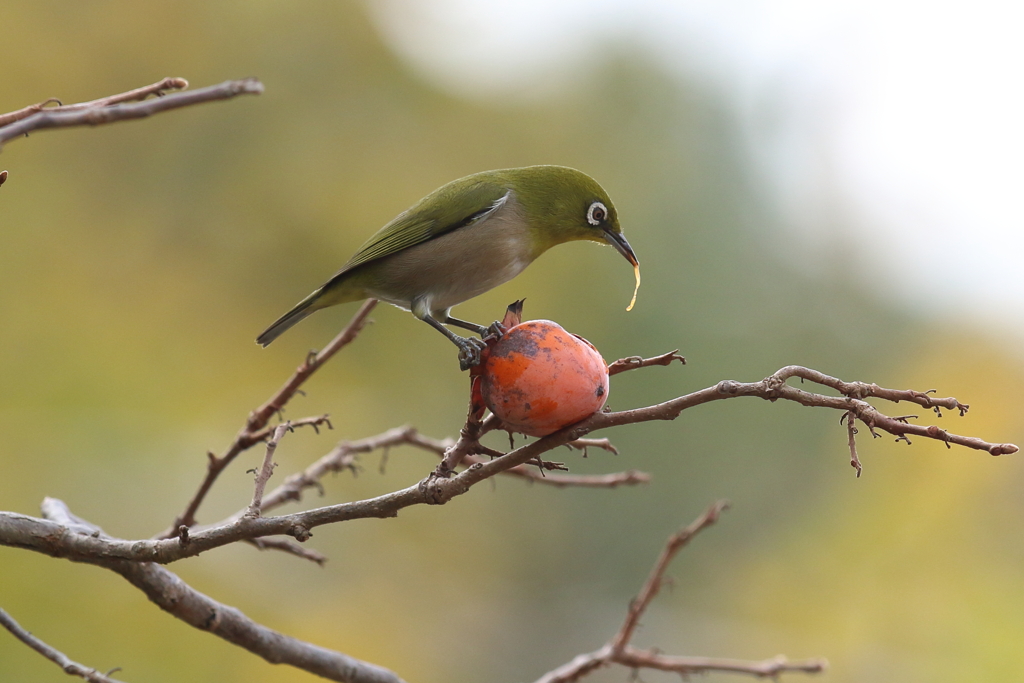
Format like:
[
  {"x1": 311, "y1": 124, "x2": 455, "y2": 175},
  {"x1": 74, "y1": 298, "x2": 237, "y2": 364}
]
[{"x1": 360, "y1": 193, "x2": 536, "y2": 316}]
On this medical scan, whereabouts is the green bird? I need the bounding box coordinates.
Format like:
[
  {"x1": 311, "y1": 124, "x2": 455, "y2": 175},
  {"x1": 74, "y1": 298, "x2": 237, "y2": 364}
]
[{"x1": 256, "y1": 165, "x2": 639, "y2": 369}]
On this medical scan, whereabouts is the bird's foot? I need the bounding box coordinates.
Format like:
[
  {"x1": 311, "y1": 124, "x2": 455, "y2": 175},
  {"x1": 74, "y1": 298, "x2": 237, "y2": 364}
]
[{"x1": 456, "y1": 336, "x2": 488, "y2": 371}]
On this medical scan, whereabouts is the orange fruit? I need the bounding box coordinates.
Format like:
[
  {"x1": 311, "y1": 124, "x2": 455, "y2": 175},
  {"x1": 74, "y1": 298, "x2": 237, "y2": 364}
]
[{"x1": 480, "y1": 319, "x2": 609, "y2": 436}]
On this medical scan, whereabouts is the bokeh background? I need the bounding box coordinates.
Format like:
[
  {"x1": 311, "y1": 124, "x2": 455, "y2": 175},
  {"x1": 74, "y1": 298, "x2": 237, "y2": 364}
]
[{"x1": 2, "y1": 1, "x2": 1023, "y2": 681}]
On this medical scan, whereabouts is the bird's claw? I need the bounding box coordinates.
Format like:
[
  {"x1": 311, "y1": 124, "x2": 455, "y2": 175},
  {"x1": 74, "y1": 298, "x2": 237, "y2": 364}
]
[
  {"x1": 457, "y1": 336, "x2": 488, "y2": 371},
  {"x1": 483, "y1": 320, "x2": 507, "y2": 340}
]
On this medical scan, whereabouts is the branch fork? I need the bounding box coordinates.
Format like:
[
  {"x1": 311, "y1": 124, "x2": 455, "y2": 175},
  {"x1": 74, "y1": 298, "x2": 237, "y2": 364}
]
[{"x1": 535, "y1": 501, "x2": 828, "y2": 682}]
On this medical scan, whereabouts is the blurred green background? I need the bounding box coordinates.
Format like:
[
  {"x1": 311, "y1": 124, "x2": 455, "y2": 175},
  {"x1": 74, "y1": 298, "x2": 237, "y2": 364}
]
[{"x1": 2, "y1": 2, "x2": 1022, "y2": 682}]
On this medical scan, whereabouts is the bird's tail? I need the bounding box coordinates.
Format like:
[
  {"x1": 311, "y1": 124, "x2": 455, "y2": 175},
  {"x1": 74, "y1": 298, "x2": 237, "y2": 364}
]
[{"x1": 256, "y1": 290, "x2": 323, "y2": 347}]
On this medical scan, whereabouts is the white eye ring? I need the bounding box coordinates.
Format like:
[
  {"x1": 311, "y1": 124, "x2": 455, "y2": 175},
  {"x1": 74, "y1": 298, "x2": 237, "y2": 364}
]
[{"x1": 587, "y1": 201, "x2": 608, "y2": 226}]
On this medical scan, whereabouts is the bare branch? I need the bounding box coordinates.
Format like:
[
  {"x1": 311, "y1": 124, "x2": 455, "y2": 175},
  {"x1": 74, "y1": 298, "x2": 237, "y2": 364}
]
[
  {"x1": 197, "y1": 425, "x2": 638, "y2": 547},
  {"x1": 613, "y1": 649, "x2": 827, "y2": 678},
  {"x1": 533, "y1": 502, "x2": 827, "y2": 683},
  {"x1": 247, "y1": 414, "x2": 332, "y2": 445},
  {"x1": 611, "y1": 500, "x2": 729, "y2": 654},
  {"x1": 4, "y1": 363, "x2": 1014, "y2": 565},
  {"x1": 436, "y1": 386, "x2": 490, "y2": 475},
  {"x1": 536, "y1": 646, "x2": 826, "y2": 683},
  {"x1": 158, "y1": 299, "x2": 377, "y2": 538},
  {"x1": 0, "y1": 77, "x2": 189, "y2": 127},
  {"x1": 257, "y1": 425, "x2": 445, "y2": 513},
  {"x1": 771, "y1": 366, "x2": 969, "y2": 415},
  {"x1": 845, "y1": 411, "x2": 863, "y2": 477},
  {"x1": 478, "y1": 412, "x2": 505, "y2": 436},
  {"x1": 512, "y1": 467, "x2": 649, "y2": 488},
  {"x1": 566, "y1": 437, "x2": 618, "y2": 455},
  {"x1": 0, "y1": 78, "x2": 262, "y2": 148},
  {"x1": 245, "y1": 423, "x2": 290, "y2": 518},
  {"x1": 34, "y1": 499, "x2": 404, "y2": 683},
  {"x1": 37, "y1": 77, "x2": 189, "y2": 112},
  {"x1": 430, "y1": 400, "x2": 636, "y2": 486},
  {"x1": 0, "y1": 608, "x2": 128, "y2": 683},
  {"x1": 459, "y1": 453, "x2": 649, "y2": 488},
  {"x1": 607, "y1": 350, "x2": 686, "y2": 376},
  {"x1": 594, "y1": 363, "x2": 1018, "y2": 459},
  {"x1": 112, "y1": 560, "x2": 402, "y2": 683},
  {"x1": 532, "y1": 648, "x2": 611, "y2": 683},
  {"x1": 240, "y1": 424, "x2": 643, "y2": 528},
  {"x1": 0, "y1": 97, "x2": 63, "y2": 127},
  {"x1": 249, "y1": 299, "x2": 379, "y2": 428},
  {"x1": 245, "y1": 537, "x2": 327, "y2": 565}
]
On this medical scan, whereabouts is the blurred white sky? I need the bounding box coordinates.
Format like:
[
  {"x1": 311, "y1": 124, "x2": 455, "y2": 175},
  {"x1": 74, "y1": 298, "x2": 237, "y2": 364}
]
[{"x1": 370, "y1": 0, "x2": 1024, "y2": 337}]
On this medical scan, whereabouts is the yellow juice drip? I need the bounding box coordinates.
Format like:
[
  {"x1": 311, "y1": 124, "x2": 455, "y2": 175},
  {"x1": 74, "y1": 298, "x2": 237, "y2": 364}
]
[{"x1": 626, "y1": 263, "x2": 641, "y2": 311}]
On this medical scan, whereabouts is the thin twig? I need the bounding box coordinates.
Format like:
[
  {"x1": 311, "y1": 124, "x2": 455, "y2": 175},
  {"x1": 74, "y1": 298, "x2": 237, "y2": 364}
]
[
  {"x1": 245, "y1": 537, "x2": 327, "y2": 565},
  {"x1": 611, "y1": 500, "x2": 729, "y2": 654},
  {"x1": 460, "y1": 454, "x2": 648, "y2": 488},
  {"x1": 607, "y1": 350, "x2": 686, "y2": 376},
  {"x1": 436, "y1": 383, "x2": 489, "y2": 475},
  {"x1": 769, "y1": 366, "x2": 969, "y2": 415},
  {"x1": 845, "y1": 411, "x2": 862, "y2": 477},
  {"x1": 566, "y1": 437, "x2": 619, "y2": 455},
  {"x1": 249, "y1": 299, "x2": 379, "y2": 429},
  {"x1": 247, "y1": 414, "x2": 332, "y2": 445},
  {"x1": 38, "y1": 78, "x2": 188, "y2": 112},
  {"x1": 0, "y1": 78, "x2": 189, "y2": 127},
  {"x1": 0, "y1": 607, "x2": 128, "y2": 683},
  {"x1": 246, "y1": 424, "x2": 290, "y2": 518},
  {"x1": 0, "y1": 78, "x2": 262, "y2": 147},
  {"x1": 245, "y1": 426, "x2": 445, "y2": 517},
  {"x1": 0, "y1": 97, "x2": 63, "y2": 127},
  {"x1": 158, "y1": 299, "x2": 377, "y2": 538},
  {"x1": 613, "y1": 649, "x2": 827, "y2": 678}
]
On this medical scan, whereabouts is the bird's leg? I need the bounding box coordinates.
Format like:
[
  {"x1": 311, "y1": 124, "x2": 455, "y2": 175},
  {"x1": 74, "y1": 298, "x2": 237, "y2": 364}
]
[
  {"x1": 446, "y1": 315, "x2": 507, "y2": 340},
  {"x1": 422, "y1": 314, "x2": 487, "y2": 371},
  {"x1": 444, "y1": 315, "x2": 489, "y2": 336}
]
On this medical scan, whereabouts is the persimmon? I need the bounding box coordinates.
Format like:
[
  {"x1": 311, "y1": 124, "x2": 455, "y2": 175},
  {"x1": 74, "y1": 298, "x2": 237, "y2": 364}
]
[{"x1": 479, "y1": 316, "x2": 609, "y2": 437}]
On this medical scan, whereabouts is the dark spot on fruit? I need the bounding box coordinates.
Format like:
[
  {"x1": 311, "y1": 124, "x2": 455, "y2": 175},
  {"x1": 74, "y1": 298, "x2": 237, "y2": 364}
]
[
  {"x1": 493, "y1": 329, "x2": 540, "y2": 359},
  {"x1": 525, "y1": 402, "x2": 532, "y2": 411},
  {"x1": 595, "y1": 385, "x2": 604, "y2": 397}
]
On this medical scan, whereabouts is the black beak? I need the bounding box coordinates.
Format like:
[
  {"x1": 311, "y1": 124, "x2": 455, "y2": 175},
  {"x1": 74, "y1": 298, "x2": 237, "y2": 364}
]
[{"x1": 602, "y1": 228, "x2": 639, "y2": 267}]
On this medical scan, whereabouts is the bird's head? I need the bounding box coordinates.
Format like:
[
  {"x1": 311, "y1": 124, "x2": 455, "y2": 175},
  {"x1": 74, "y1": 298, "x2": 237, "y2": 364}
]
[
  {"x1": 512, "y1": 166, "x2": 638, "y2": 311},
  {"x1": 500, "y1": 165, "x2": 642, "y2": 310},
  {"x1": 510, "y1": 165, "x2": 638, "y2": 269}
]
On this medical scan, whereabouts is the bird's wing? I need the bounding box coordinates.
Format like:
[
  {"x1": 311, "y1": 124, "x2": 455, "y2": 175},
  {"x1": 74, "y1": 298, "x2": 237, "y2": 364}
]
[{"x1": 333, "y1": 179, "x2": 511, "y2": 276}]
